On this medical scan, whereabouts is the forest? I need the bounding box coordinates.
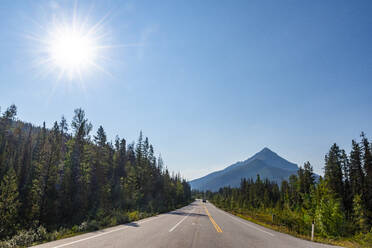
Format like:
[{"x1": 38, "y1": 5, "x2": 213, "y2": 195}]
[
  {"x1": 0, "y1": 104, "x2": 192, "y2": 246},
  {"x1": 206, "y1": 134, "x2": 372, "y2": 246}
]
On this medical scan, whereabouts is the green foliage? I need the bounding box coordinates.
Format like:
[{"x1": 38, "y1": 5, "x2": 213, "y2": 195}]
[
  {"x1": 353, "y1": 194, "x2": 369, "y2": 233},
  {"x1": 354, "y1": 229, "x2": 372, "y2": 248},
  {"x1": 0, "y1": 168, "x2": 19, "y2": 238},
  {"x1": 0, "y1": 226, "x2": 47, "y2": 248},
  {"x1": 86, "y1": 220, "x2": 99, "y2": 231},
  {"x1": 128, "y1": 211, "x2": 140, "y2": 222},
  {"x1": 0, "y1": 105, "x2": 192, "y2": 242},
  {"x1": 315, "y1": 195, "x2": 345, "y2": 237},
  {"x1": 208, "y1": 136, "x2": 372, "y2": 242}
]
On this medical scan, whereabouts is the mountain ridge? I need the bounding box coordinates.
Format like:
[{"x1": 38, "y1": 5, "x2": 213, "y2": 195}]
[{"x1": 189, "y1": 147, "x2": 300, "y2": 191}]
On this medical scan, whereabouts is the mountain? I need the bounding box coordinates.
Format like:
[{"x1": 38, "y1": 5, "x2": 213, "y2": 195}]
[{"x1": 189, "y1": 148, "x2": 300, "y2": 191}]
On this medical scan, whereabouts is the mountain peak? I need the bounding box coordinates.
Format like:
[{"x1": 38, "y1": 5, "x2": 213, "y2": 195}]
[
  {"x1": 260, "y1": 147, "x2": 274, "y2": 153},
  {"x1": 189, "y1": 147, "x2": 300, "y2": 191}
]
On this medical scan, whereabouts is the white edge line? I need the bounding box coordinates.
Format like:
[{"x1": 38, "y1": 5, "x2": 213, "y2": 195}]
[
  {"x1": 169, "y1": 212, "x2": 192, "y2": 232},
  {"x1": 214, "y1": 206, "x2": 275, "y2": 237},
  {"x1": 53, "y1": 216, "x2": 160, "y2": 248}
]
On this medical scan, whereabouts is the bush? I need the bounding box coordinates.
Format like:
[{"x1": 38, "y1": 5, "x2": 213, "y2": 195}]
[
  {"x1": 6, "y1": 229, "x2": 36, "y2": 247},
  {"x1": 355, "y1": 229, "x2": 372, "y2": 248},
  {"x1": 0, "y1": 241, "x2": 12, "y2": 248},
  {"x1": 48, "y1": 230, "x2": 59, "y2": 241},
  {"x1": 98, "y1": 216, "x2": 111, "y2": 227},
  {"x1": 36, "y1": 226, "x2": 48, "y2": 241},
  {"x1": 86, "y1": 220, "x2": 99, "y2": 231},
  {"x1": 128, "y1": 211, "x2": 139, "y2": 222},
  {"x1": 71, "y1": 225, "x2": 79, "y2": 233},
  {"x1": 111, "y1": 210, "x2": 129, "y2": 225},
  {"x1": 78, "y1": 222, "x2": 88, "y2": 232}
]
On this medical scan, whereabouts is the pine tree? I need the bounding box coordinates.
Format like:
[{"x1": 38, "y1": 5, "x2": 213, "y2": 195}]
[
  {"x1": 324, "y1": 144, "x2": 344, "y2": 199},
  {"x1": 302, "y1": 161, "x2": 315, "y2": 194},
  {"x1": 94, "y1": 126, "x2": 107, "y2": 147},
  {"x1": 360, "y1": 132, "x2": 372, "y2": 226},
  {"x1": 340, "y1": 149, "x2": 352, "y2": 216},
  {"x1": 65, "y1": 108, "x2": 92, "y2": 223},
  {"x1": 39, "y1": 122, "x2": 60, "y2": 225},
  {"x1": 0, "y1": 167, "x2": 20, "y2": 238},
  {"x1": 353, "y1": 194, "x2": 369, "y2": 233},
  {"x1": 349, "y1": 140, "x2": 364, "y2": 197},
  {"x1": 2, "y1": 104, "x2": 17, "y2": 120},
  {"x1": 0, "y1": 106, "x2": 192, "y2": 237}
]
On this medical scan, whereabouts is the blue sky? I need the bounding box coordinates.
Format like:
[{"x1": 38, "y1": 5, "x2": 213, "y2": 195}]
[{"x1": 1, "y1": 0, "x2": 372, "y2": 179}]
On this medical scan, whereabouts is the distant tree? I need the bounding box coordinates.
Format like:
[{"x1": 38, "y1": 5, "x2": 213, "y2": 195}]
[
  {"x1": 2, "y1": 104, "x2": 17, "y2": 120},
  {"x1": 59, "y1": 116, "x2": 68, "y2": 135},
  {"x1": 94, "y1": 126, "x2": 107, "y2": 147},
  {"x1": 71, "y1": 108, "x2": 92, "y2": 140},
  {"x1": 302, "y1": 161, "x2": 315, "y2": 194}
]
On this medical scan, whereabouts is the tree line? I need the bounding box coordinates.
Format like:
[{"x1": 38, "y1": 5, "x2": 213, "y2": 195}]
[
  {"x1": 207, "y1": 135, "x2": 372, "y2": 239},
  {"x1": 0, "y1": 104, "x2": 191, "y2": 240}
]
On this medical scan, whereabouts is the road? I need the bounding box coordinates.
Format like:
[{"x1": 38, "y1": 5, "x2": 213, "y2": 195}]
[{"x1": 33, "y1": 200, "x2": 342, "y2": 248}]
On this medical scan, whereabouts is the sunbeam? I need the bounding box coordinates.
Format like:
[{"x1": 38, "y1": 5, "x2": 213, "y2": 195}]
[{"x1": 29, "y1": 4, "x2": 113, "y2": 81}]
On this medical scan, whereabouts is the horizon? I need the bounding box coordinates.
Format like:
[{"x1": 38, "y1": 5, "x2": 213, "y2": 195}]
[{"x1": 1, "y1": 0, "x2": 372, "y2": 180}]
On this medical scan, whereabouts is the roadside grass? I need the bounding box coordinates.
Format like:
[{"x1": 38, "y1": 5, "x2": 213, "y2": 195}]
[{"x1": 217, "y1": 207, "x2": 371, "y2": 248}]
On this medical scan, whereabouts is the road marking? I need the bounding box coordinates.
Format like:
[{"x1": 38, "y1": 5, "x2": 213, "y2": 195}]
[
  {"x1": 204, "y1": 205, "x2": 222, "y2": 233},
  {"x1": 53, "y1": 217, "x2": 161, "y2": 248},
  {"x1": 213, "y1": 206, "x2": 274, "y2": 237},
  {"x1": 169, "y1": 210, "x2": 193, "y2": 232}
]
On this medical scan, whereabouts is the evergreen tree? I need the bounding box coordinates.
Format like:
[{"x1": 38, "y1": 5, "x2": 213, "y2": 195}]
[
  {"x1": 2, "y1": 104, "x2": 17, "y2": 120},
  {"x1": 324, "y1": 144, "x2": 344, "y2": 199},
  {"x1": 360, "y1": 132, "x2": 372, "y2": 226},
  {"x1": 353, "y1": 194, "x2": 369, "y2": 233},
  {"x1": 0, "y1": 167, "x2": 20, "y2": 237},
  {"x1": 302, "y1": 161, "x2": 315, "y2": 194},
  {"x1": 349, "y1": 140, "x2": 364, "y2": 197}
]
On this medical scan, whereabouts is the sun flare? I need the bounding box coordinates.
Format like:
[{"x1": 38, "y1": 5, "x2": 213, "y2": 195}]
[
  {"x1": 48, "y1": 27, "x2": 97, "y2": 72},
  {"x1": 28, "y1": 6, "x2": 113, "y2": 81},
  {"x1": 44, "y1": 18, "x2": 106, "y2": 81}
]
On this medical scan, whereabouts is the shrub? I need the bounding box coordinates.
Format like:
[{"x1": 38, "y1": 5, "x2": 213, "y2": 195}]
[
  {"x1": 0, "y1": 241, "x2": 12, "y2": 248},
  {"x1": 111, "y1": 211, "x2": 129, "y2": 225},
  {"x1": 78, "y1": 221, "x2": 88, "y2": 232},
  {"x1": 7, "y1": 229, "x2": 35, "y2": 247},
  {"x1": 98, "y1": 216, "x2": 111, "y2": 227},
  {"x1": 35, "y1": 226, "x2": 47, "y2": 241},
  {"x1": 355, "y1": 229, "x2": 372, "y2": 248},
  {"x1": 87, "y1": 220, "x2": 99, "y2": 231},
  {"x1": 128, "y1": 211, "x2": 139, "y2": 222},
  {"x1": 71, "y1": 225, "x2": 79, "y2": 233}
]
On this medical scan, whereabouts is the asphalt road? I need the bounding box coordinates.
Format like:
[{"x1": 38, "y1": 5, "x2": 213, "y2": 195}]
[{"x1": 33, "y1": 200, "x2": 342, "y2": 248}]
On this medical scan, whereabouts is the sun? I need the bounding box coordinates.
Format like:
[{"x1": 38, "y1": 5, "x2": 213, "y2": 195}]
[
  {"x1": 47, "y1": 25, "x2": 98, "y2": 79},
  {"x1": 43, "y1": 16, "x2": 107, "y2": 81},
  {"x1": 27, "y1": 5, "x2": 113, "y2": 82}
]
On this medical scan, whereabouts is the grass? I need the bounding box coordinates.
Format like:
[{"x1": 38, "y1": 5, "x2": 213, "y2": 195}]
[{"x1": 216, "y1": 206, "x2": 370, "y2": 248}]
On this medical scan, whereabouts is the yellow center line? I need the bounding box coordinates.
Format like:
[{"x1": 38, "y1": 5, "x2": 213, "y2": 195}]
[{"x1": 204, "y1": 205, "x2": 222, "y2": 233}]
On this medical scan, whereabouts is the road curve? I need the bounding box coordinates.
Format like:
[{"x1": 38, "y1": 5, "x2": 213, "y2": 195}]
[{"x1": 33, "y1": 200, "x2": 342, "y2": 248}]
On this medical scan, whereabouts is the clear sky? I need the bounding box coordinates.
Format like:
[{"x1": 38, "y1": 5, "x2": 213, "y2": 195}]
[{"x1": 1, "y1": 0, "x2": 372, "y2": 180}]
